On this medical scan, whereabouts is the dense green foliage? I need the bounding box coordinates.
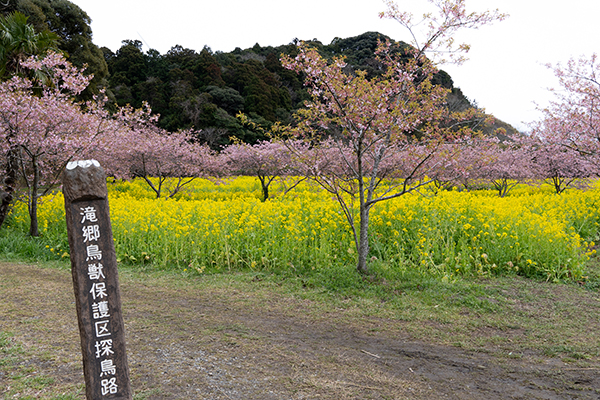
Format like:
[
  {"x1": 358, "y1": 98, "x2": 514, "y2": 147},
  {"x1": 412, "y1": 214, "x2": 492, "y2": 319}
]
[
  {"x1": 1, "y1": 0, "x2": 108, "y2": 96},
  {"x1": 0, "y1": 11, "x2": 59, "y2": 80},
  {"x1": 101, "y1": 31, "x2": 495, "y2": 147},
  {"x1": 103, "y1": 39, "x2": 305, "y2": 146}
]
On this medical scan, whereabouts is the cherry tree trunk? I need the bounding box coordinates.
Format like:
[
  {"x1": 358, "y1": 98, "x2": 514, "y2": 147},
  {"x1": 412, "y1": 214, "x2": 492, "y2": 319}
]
[
  {"x1": 0, "y1": 147, "x2": 19, "y2": 230},
  {"x1": 357, "y1": 205, "x2": 370, "y2": 274},
  {"x1": 259, "y1": 176, "x2": 269, "y2": 201},
  {"x1": 28, "y1": 156, "x2": 40, "y2": 237}
]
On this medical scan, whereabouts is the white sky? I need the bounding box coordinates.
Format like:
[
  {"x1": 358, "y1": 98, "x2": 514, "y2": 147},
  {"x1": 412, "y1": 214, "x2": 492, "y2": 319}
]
[{"x1": 69, "y1": 0, "x2": 600, "y2": 132}]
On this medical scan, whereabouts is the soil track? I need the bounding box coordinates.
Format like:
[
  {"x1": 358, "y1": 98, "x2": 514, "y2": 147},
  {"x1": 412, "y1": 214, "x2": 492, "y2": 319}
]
[{"x1": 1, "y1": 262, "x2": 599, "y2": 399}]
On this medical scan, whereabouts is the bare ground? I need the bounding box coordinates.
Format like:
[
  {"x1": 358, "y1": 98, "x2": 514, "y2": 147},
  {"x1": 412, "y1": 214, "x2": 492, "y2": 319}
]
[{"x1": 1, "y1": 261, "x2": 600, "y2": 399}]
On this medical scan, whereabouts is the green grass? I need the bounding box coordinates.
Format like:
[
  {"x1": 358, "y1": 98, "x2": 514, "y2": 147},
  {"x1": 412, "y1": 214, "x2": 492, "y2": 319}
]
[
  {"x1": 107, "y1": 255, "x2": 600, "y2": 361},
  {"x1": 2, "y1": 257, "x2": 600, "y2": 398},
  {"x1": 0, "y1": 331, "x2": 83, "y2": 400}
]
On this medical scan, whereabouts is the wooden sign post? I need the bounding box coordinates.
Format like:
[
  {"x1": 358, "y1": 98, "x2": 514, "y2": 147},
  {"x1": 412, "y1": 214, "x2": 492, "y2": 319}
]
[{"x1": 63, "y1": 160, "x2": 132, "y2": 400}]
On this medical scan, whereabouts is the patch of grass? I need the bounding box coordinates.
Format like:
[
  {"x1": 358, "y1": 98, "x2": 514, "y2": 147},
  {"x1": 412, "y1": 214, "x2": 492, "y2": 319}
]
[
  {"x1": 2, "y1": 259, "x2": 600, "y2": 398},
  {"x1": 0, "y1": 331, "x2": 23, "y2": 366},
  {"x1": 582, "y1": 255, "x2": 600, "y2": 291},
  {"x1": 116, "y1": 260, "x2": 600, "y2": 363},
  {"x1": 133, "y1": 388, "x2": 163, "y2": 400},
  {"x1": 0, "y1": 331, "x2": 15, "y2": 349},
  {"x1": 0, "y1": 331, "x2": 82, "y2": 399},
  {"x1": 0, "y1": 227, "x2": 66, "y2": 264},
  {"x1": 543, "y1": 344, "x2": 594, "y2": 361}
]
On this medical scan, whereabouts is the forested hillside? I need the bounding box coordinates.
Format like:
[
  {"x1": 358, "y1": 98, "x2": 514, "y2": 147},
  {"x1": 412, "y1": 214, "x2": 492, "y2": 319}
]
[
  {"x1": 103, "y1": 32, "x2": 517, "y2": 146},
  {"x1": 103, "y1": 33, "x2": 410, "y2": 145},
  {"x1": 1, "y1": 0, "x2": 517, "y2": 148}
]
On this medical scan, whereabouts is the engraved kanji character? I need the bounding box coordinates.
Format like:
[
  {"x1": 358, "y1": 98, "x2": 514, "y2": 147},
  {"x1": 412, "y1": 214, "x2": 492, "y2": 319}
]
[
  {"x1": 82, "y1": 225, "x2": 100, "y2": 242},
  {"x1": 80, "y1": 206, "x2": 98, "y2": 223},
  {"x1": 94, "y1": 339, "x2": 114, "y2": 358},
  {"x1": 90, "y1": 282, "x2": 107, "y2": 300},
  {"x1": 87, "y1": 263, "x2": 105, "y2": 280},
  {"x1": 94, "y1": 320, "x2": 111, "y2": 338},
  {"x1": 100, "y1": 359, "x2": 116, "y2": 376},
  {"x1": 92, "y1": 301, "x2": 110, "y2": 319},
  {"x1": 100, "y1": 377, "x2": 118, "y2": 395},
  {"x1": 86, "y1": 244, "x2": 102, "y2": 261}
]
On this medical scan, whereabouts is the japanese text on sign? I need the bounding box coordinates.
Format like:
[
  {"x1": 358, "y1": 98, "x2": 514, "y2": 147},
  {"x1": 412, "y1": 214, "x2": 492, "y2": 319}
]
[{"x1": 80, "y1": 206, "x2": 118, "y2": 397}]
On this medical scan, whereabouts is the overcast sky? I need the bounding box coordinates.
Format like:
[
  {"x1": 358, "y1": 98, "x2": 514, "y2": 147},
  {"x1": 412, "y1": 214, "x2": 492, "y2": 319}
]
[{"x1": 69, "y1": 0, "x2": 600, "y2": 132}]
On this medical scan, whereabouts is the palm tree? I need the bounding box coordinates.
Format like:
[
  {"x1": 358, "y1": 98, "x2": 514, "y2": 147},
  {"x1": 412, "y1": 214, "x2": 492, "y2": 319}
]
[
  {"x1": 0, "y1": 11, "x2": 59, "y2": 80},
  {"x1": 0, "y1": 11, "x2": 59, "y2": 231}
]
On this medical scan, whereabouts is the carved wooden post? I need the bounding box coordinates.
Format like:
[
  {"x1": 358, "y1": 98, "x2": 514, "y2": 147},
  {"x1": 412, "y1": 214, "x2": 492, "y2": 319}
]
[{"x1": 63, "y1": 160, "x2": 132, "y2": 400}]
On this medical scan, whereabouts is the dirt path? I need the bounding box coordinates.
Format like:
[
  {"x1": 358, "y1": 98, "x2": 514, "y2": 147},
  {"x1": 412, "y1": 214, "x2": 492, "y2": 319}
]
[{"x1": 1, "y1": 262, "x2": 599, "y2": 399}]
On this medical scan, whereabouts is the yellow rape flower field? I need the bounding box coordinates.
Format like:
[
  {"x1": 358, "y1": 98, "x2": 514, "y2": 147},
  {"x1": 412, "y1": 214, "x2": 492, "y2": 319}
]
[{"x1": 6, "y1": 176, "x2": 600, "y2": 283}]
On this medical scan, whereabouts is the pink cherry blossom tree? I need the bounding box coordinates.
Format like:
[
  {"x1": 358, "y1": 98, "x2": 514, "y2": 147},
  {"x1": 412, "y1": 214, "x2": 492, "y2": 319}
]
[
  {"x1": 475, "y1": 138, "x2": 536, "y2": 197},
  {"x1": 97, "y1": 122, "x2": 218, "y2": 199},
  {"x1": 533, "y1": 54, "x2": 600, "y2": 176},
  {"x1": 434, "y1": 140, "x2": 493, "y2": 192},
  {"x1": 220, "y1": 140, "x2": 306, "y2": 201},
  {"x1": 281, "y1": 0, "x2": 506, "y2": 273},
  {"x1": 0, "y1": 52, "x2": 119, "y2": 235},
  {"x1": 531, "y1": 139, "x2": 591, "y2": 194},
  {"x1": 406, "y1": 140, "x2": 494, "y2": 194}
]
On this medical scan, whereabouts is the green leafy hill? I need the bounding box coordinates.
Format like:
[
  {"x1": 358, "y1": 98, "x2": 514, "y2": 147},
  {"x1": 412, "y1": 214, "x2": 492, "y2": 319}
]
[{"x1": 103, "y1": 32, "x2": 518, "y2": 146}]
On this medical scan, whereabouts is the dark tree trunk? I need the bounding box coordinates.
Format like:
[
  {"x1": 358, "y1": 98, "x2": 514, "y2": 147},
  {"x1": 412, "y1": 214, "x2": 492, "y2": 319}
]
[
  {"x1": 28, "y1": 154, "x2": 40, "y2": 237},
  {"x1": 0, "y1": 188, "x2": 13, "y2": 229},
  {"x1": 0, "y1": 147, "x2": 20, "y2": 230}
]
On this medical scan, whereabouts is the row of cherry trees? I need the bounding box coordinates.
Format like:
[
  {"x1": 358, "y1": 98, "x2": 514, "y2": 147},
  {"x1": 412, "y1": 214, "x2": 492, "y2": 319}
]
[
  {"x1": 0, "y1": 51, "x2": 595, "y2": 246},
  {"x1": 0, "y1": 52, "x2": 218, "y2": 235},
  {"x1": 1, "y1": 49, "x2": 597, "y2": 268},
  {"x1": 2, "y1": 1, "x2": 599, "y2": 274},
  {"x1": 218, "y1": 134, "x2": 595, "y2": 200}
]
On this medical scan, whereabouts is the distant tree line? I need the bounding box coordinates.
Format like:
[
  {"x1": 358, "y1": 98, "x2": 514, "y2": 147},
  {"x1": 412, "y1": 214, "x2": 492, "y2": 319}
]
[
  {"x1": 102, "y1": 32, "x2": 503, "y2": 148},
  {"x1": 102, "y1": 39, "x2": 302, "y2": 147}
]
